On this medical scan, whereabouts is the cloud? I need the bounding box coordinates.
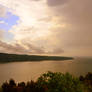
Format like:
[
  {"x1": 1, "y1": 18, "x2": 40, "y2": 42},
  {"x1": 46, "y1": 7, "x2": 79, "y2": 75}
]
[
  {"x1": 47, "y1": 0, "x2": 92, "y2": 46},
  {"x1": 0, "y1": 5, "x2": 7, "y2": 17},
  {"x1": 47, "y1": 0, "x2": 69, "y2": 6},
  {"x1": 0, "y1": 0, "x2": 52, "y2": 54},
  {"x1": 0, "y1": 40, "x2": 63, "y2": 55},
  {"x1": 0, "y1": 0, "x2": 91, "y2": 56},
  {"x1": 0, "y1": 40, "x2": 28, "y2": 54},
  {"x1": 0, "y1": 40, "x2": 45, "y2": 54},
  {"x1": 45, "y1": 0, "x2": 92, "y2": 56},
  {"x1": 0, "y1": 30, "x2": 5, "y2": 40}
]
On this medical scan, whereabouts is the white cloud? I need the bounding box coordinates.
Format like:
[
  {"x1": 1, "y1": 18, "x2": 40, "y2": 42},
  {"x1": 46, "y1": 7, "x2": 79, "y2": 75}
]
[{"x1": 0, "y1": 0, "x2": 64, "y2": 54}]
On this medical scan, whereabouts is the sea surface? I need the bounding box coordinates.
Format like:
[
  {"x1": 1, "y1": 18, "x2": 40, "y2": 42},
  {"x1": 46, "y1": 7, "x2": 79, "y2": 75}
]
[{"x1": 0, "y1": 57, "x2": 92, "y2": 85}]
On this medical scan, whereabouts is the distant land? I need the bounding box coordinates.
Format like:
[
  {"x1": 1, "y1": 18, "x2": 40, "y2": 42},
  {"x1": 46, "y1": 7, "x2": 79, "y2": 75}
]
[{"x1": 0, "y1": 53, "x2": 73, "y2": 62}]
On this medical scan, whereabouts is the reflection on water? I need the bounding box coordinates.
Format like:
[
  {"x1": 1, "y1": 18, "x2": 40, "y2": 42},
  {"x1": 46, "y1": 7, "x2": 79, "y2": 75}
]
[{"x1": 0, "y1": 57, "x2": 92, "y2": 84}]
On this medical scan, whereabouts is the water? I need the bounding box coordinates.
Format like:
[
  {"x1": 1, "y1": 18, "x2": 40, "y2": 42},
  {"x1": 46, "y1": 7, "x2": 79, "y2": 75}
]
[{"x1": 0, "y1": 57, "x2": 92, "y2": 85}]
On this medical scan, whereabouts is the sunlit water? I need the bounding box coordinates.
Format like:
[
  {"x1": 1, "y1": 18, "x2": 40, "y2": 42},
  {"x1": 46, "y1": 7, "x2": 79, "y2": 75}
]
[{"x1": 0, "y1": 57, "x2": 92, "y2": 85}]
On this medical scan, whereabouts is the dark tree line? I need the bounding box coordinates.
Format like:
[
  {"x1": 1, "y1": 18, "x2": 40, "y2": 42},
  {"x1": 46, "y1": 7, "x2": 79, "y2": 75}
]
[
  {"x1": 0, "y1": 53, "x2": 73, "y2": 62},
  {"x1": 2, "y1": 79, "x2": 45, "y2": 92},
  {"x1": 79, "y1": 72, "x2": 92, "y2": 92}
]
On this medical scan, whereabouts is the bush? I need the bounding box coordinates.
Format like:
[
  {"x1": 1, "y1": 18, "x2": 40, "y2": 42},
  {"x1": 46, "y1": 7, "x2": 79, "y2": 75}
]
[
  {"x1": 1, "y1": 72, "x2": 92, "y2": 92},
  {"x1": 79, "y1": 72, "x2": 92, "y2": 92},
  {"x1": 37, "y1": 71, "x2": 83, "y2": 92}
]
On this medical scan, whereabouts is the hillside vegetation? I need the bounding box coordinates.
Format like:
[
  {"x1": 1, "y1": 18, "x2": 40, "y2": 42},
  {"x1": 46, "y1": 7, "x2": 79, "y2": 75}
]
[
  {"x1": 0, "y1": 71, "x2": 92, "y2": 92},
  {"x1": 0, "y1": 53, "x2": 73, "y2": 62}
]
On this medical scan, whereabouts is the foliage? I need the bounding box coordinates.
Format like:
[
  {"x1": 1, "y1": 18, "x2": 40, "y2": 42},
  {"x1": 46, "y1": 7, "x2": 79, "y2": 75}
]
[
  {"x1": 37, "y1": 71, "x2": 83, "y2": 92},
  {"x1": 1, "y1": 72, "x2": 92, "y2": 92},
  {"x1": 79, "y1": 72, "x2": 92, "y2": 92}
]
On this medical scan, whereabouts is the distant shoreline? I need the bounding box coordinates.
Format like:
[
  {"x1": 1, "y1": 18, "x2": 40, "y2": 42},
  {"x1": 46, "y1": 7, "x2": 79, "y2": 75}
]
[{"x1": 0, "y1": 53, "x2": 73, "y2": 62}]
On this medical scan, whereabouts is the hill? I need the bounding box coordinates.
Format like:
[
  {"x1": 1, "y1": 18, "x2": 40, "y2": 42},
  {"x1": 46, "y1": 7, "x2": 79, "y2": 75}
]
[{"x1": 0, "y1": 53, "x2": 73, "y2": 62}]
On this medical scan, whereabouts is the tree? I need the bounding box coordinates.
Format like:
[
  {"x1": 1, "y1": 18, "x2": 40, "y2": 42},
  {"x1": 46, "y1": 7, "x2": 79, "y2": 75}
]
[{"x1": 37, "y1": 71, "x2": 83, "y2": 92}]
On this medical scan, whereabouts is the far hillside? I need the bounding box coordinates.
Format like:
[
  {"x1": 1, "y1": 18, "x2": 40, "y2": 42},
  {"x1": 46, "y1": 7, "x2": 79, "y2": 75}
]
[{"x1": 0, "y1": 53, "x2": 73, "y2": 62}]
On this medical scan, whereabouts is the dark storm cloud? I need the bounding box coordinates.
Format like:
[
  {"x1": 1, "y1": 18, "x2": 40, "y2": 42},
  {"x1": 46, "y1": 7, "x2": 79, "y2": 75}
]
[
  {"x1": 47, "y1": 0, "x2": 69, "y2": 6},
  {"x1": 48, "y1": 0, "x2": 92, "y2": 48}
]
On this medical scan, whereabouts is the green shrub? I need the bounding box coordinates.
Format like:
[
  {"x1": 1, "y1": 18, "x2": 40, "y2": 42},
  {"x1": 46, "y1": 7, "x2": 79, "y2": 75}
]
[{"x1": 37, "y1": 71, "x2": 83, "y2": 92}]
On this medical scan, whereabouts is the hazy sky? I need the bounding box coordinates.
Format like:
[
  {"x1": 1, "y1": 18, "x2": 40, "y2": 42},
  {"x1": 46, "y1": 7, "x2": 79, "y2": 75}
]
[{"x1": 0, "y1": 0, "x2": 92, "y2": 56}]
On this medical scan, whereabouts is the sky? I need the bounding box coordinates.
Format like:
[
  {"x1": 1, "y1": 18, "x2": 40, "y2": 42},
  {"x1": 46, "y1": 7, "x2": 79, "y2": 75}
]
[{"x1": 0, "y1": 0, "x2": 92, "y2": 57}]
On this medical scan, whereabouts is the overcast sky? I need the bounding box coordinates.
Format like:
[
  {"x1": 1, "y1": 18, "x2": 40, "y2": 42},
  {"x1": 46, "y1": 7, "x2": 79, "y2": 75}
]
[{"x1": 0, "y1": 0, "x2": 92, "y2": 56}]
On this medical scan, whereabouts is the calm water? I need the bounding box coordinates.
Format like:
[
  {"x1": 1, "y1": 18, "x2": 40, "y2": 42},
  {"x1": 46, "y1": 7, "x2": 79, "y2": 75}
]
[{"x1": 0, "y1": 57, "x2": 92, "y2": 84}]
